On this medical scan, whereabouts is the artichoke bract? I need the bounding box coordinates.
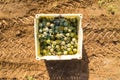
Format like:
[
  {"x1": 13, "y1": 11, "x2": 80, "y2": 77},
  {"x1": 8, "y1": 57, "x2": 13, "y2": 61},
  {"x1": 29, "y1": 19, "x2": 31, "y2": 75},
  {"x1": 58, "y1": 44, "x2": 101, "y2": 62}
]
[{"x1": 38, "y1": 16, "x2": 78, "y2": 56}]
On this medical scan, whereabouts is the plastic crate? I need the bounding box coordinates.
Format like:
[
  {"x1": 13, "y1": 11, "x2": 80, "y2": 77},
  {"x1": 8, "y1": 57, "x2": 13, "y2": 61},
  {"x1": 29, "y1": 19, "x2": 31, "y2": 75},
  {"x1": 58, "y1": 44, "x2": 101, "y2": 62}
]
[{"x1": 34, "y1": 14, "x2": 83, "y2": 60}]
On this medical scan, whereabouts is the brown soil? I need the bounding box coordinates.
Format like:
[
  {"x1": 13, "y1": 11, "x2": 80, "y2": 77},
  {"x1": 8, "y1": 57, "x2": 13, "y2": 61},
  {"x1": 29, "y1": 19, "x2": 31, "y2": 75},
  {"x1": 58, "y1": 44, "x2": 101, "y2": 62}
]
[{"x1": 0, "y1": 0, "x2": 120, "y2": 80}]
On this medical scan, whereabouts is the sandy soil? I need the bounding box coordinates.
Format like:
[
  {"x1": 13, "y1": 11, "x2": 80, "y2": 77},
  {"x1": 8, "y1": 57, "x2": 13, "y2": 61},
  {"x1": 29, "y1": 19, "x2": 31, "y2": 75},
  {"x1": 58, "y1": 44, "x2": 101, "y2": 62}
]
[{"x1": 0, "y1": 0, "x2": 120, "y2": 80}]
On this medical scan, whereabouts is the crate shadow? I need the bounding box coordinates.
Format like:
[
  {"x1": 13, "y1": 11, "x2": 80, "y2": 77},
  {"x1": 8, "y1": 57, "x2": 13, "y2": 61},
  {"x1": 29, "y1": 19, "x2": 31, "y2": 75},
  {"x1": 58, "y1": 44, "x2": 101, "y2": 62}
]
[{"x1": 45, "y1": 46, "x2": 89, "y2": 80}]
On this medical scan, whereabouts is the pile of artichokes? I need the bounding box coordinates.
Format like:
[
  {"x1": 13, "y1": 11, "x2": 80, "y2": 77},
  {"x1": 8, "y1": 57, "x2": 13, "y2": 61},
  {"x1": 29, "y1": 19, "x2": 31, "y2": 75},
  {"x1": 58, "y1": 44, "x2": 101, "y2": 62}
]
[{"x1": 38, "y1": 16, "x2": 78, "y2": 56}]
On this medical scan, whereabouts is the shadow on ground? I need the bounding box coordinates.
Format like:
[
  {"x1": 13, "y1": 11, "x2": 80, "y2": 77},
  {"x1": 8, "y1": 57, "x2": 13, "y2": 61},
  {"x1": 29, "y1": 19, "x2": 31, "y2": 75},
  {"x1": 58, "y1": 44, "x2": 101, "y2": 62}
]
[{"x1": 45, "y1": 46, "x2": 89, "y2": 80}]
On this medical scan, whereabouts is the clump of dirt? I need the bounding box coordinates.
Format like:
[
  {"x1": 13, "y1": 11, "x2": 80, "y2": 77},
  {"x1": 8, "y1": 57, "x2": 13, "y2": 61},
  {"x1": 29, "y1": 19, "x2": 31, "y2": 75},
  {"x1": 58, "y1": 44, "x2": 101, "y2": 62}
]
[{"x1": 16, "y1": 30, "x2": 26, "y2": 38}]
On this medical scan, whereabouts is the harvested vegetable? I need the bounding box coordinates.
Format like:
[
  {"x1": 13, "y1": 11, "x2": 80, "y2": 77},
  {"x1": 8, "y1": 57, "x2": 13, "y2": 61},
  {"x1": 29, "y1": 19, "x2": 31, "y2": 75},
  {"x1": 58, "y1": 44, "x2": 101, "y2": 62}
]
[{"x1": 38, "y1": 16, "x2": 78, "y2": 56}]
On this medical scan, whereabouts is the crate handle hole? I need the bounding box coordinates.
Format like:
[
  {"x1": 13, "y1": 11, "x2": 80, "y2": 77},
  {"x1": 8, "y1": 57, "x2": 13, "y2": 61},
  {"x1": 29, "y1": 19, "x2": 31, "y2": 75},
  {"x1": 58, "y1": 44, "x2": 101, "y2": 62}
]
[{"x1": 36, "y1": 57, "x2": 39, "y2": 60}]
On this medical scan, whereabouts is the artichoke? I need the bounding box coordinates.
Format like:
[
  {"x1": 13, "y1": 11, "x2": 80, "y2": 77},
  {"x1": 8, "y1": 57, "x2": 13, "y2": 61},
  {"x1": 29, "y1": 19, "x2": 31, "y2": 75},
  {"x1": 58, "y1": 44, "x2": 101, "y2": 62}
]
[
  {"x1": 50, "y1": 48, "x2": 54, "y2": 53},
  {"x1": 71, "y1": 41, "x2": 74, "y2": 45},
  {"x1": 74, "y1": 44, "x2": 77, "y2": 48},
  {"x1": 59, "y1": 33, "x2": 63, "y2": 37},
  {"x1": 43, "y1": 32, "x2": 47, "y2": 36},
  {"x1": 39, "y1": 23, "x2": 43, "y2": 28},
  {"x1": 43, "y1": 27, "x2": 49, "y2": 32},
  {"x1": 39, "y1": 29, "x2": 43, "y2": 33},
  {"x1": 54, "y1": 19, "x2": 60, "y2": 26},
  {"x1": 64, "y1": 27, "x2": 68, "y2": 31},
  {"x1": 63, "y1": 21, "x2": 69, "y2": 26},
  {"x1": 38, "y1": 34, "x2": 41, "y2": 38},
  {"x1": 69, "y1": 51, "x2": 74, "y2": 55},
  {"x1": 50, "y1": 23, "x2": 54, "y2": 28},
  {"x1": 71, "y1": 18, "x2": 76, "y2": 23},
  {"x1": 73, "y1": 48, "x2": 77, "y2": 53},
  {"x1": 56, "y1": 33, "x2": 63, "y2": 38},
  {"x1": 42, "y1": 21, "x2": 46, "y2": 27},
  {"x1": 72, "y1": 38, "x2": 76, "y2": 42},
  {"x1": 53, "y1": 41, "x2": 56, "y2": 45},
  {"x1": 49, "y1": 29, "x2": 53, "y2": 33},
  {"x1": 63, "y1": 51, "x2": 68, "y2": 55},
  {"x1": 47, "y1": 46, "x2": 51, "y2": 49},
  {"x1": 56, "y1": 45, "x2": 60, "y2": 49},
  {"x1": 70, "y1": 45, "x2": 74, "y2": 49},
  {"x1": 41, "y1": 34, "x2": 45, "y2": 37},
  {"x1": 67, "y1": 48, "x2": 72, "y2": 52},
  {"x1": 60, "y1": 46, "x2": 64, "y2": 50},
  {"x1": 67, "y1": 43, "x2": 71, "y2": 48},
  {"x1": 43, "y1": 49, "x2": 47, "y2": 55},
  {"x1": 46, "y1": 22, "x2": 50, "y2": 27},
  {"x1": 57, "y1": 52, "x2": 62, "y2": 55},
  {"x1": 70, "y1": 33, "x2": 75, "y2": 37},
  {"x1": 66, "y1": 33, "x2": 70, "y2": 37},
  {"x1": 64, "y1": 37, "x2": 67, "y2": 41},
  {"x1": 55, "y1": 40, "x2": 61, "y2": 44},
  {"x1": 46, "y1": 39, "x2": 51, "y2": 44},
  {"x1": 61, "y1": 41, "x2": 65, "y2": 45},
  {"x1": 68, "y1": 29, "x2": 72, "y2": 32}
]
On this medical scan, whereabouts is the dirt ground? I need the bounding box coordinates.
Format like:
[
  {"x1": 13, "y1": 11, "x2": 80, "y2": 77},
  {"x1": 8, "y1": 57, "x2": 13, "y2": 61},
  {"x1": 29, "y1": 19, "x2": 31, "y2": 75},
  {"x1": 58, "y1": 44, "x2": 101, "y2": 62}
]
[{"x1": 0, "y1": 0, "x2": 120, "y2": 80}]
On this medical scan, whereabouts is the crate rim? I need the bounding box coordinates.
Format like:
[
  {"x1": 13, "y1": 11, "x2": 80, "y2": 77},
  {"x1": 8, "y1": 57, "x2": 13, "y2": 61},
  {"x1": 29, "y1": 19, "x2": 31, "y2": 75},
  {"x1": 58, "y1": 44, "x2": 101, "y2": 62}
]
[{"x1": 34, "y1": 14, "x2": 83, "y2": 60}]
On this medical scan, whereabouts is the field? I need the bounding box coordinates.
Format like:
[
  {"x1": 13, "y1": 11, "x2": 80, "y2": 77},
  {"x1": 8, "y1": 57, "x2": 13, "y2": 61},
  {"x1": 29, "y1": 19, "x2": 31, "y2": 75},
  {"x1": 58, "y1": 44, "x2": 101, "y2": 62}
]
[{"x1": 0, "y1": 0, "x2": 120, "y2": 80}]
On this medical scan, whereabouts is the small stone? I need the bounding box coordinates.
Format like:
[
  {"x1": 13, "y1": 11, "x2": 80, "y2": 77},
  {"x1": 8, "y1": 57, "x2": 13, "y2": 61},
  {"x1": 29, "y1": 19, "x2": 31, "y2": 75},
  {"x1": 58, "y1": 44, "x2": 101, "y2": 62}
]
[{"x1": 16, "y1": 30, "x2": 22, "y2": 37}]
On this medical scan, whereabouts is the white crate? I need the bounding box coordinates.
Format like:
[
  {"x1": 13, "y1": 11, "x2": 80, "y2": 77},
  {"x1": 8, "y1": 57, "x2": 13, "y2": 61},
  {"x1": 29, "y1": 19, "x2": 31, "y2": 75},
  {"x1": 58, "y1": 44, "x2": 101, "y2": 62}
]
[{"x1": 34, "y1": 14, "x2": 83, "y2": 60}]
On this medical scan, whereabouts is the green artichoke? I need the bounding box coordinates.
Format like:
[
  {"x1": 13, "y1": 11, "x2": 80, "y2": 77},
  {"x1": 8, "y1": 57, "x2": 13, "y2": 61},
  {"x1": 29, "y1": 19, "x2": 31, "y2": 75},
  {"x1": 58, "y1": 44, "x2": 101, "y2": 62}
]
[{"x1": 38, "y1": 17, "x2": 78, "y2": 56}]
